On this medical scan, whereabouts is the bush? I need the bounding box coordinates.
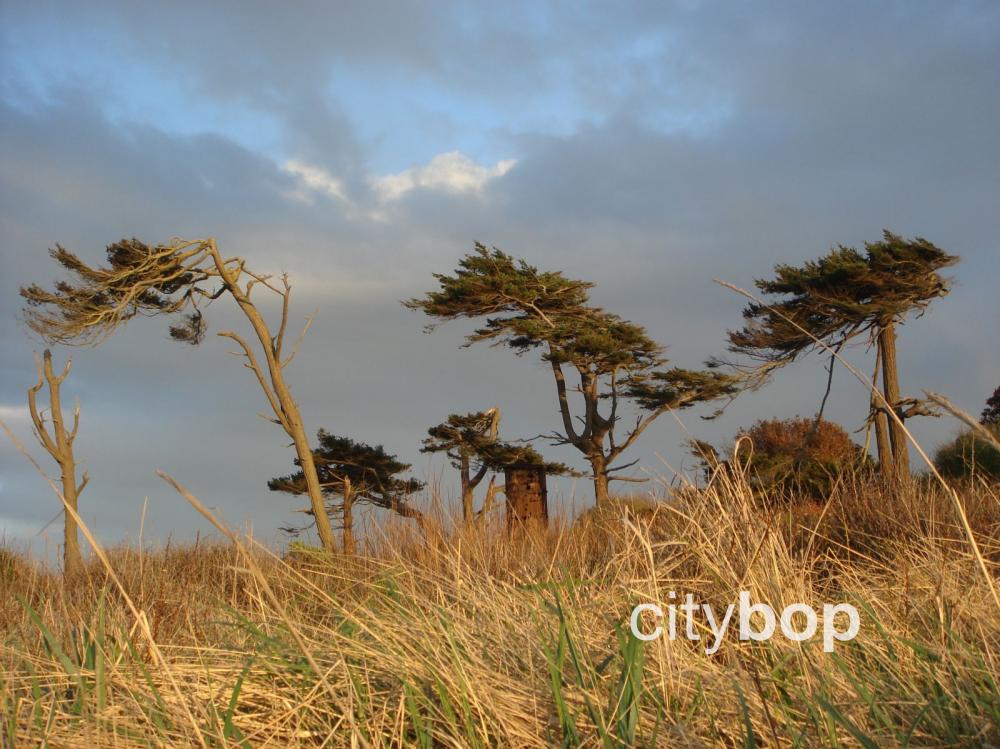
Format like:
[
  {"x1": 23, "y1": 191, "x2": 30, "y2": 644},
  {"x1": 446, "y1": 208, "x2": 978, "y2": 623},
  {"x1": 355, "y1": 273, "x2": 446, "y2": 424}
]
[
  {"x1": 734, "y1": 416, "x2": 869, "y2": 500},
  {"x1": 934, "y1": 423, "x2": 1000, "y2": 481}
]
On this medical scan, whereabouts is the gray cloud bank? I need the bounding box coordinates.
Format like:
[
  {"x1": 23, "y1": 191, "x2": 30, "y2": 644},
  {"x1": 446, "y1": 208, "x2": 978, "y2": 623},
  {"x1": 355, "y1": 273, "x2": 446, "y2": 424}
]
[{"x1": 1, "y1": 1, "x2": 998, "y2": 558}]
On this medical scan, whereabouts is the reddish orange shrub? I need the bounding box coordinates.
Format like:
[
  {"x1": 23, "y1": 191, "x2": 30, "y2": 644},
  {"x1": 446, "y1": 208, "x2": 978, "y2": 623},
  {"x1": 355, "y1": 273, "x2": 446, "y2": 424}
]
[{"x1": 735, "y1": 416, "x2": 869, "y2": 500}]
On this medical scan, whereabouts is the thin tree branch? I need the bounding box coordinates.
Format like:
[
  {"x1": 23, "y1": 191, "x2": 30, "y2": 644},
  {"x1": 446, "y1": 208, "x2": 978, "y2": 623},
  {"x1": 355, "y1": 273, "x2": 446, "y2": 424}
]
[{"x1": 218, "y1": 330, "x2": 290, "y2": 431}]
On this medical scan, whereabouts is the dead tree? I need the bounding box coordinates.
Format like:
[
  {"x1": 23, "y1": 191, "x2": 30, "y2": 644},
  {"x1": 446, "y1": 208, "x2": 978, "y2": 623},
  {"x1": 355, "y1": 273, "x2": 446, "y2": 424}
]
[
  {"x1": 28, "y1": 349, "x2": 88, "y2": 576},
  {"x1": 20, "y1": 237, "x2": 338, "y2": 552}
]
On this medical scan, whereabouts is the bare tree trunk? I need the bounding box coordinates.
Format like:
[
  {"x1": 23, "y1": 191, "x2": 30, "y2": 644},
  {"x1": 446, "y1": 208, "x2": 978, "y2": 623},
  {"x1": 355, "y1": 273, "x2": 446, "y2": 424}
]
[
  {"x1": 28, "y1": 350, "x2": 88, "y2": 577},
  {"x1": 342, "y1": 478, "x2": 355, "y2": 555},
  {"x1": 590, "y1": 454, "x2": 611, "y2": 506},
  {"x1": 206, "y1": 241, "x2": 337, "y2": 553},
  {"x1": 290, "y1": 425, "x2": 337, "y2": 552},
  {"x1": 869, "y1": 347, "x2": 893, "y2": 477},
  {"x1": 460, "y1": 453, "x2": 474, "y2": 523},
  {"x1": 874, "y1": 407, "x2": 892, "y2": 476},
  {"x1": 478, "y1": 476, "x2": 502, "y2": 521},
  {"x1": 878, "y1": 322, "x2": 910, "y2": 480}
]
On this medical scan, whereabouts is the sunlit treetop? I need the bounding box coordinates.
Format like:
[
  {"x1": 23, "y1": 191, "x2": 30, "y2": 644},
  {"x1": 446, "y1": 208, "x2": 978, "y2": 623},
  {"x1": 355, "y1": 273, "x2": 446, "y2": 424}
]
[
  {"x1": 19, "y1": 238, "x2": 228, "y2": 346},
  {"x1": 727, "y1": 231, "x2": 959, "y2": 365}
]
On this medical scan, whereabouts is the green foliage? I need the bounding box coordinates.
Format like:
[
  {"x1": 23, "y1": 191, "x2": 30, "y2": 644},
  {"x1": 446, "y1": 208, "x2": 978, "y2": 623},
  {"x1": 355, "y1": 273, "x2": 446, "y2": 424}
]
[
  {"x1": 406, "y1": 243, "x2": 732, "y2": 411},
  {"x1": 627, "y1": 367, "x2": 739, "y2": 413},
  {"x1": 727, "y1": 230, "x2": 958, "y2": 365},
  {"x1": 934, "y1": 424, "x2": 1000, "y2": 480},
  {"x1": 269, "y1": 431, "x2": 425, "y2": 526},
  {"x1": 422, "y1": 410, "x2": 571, "y2": 476}
]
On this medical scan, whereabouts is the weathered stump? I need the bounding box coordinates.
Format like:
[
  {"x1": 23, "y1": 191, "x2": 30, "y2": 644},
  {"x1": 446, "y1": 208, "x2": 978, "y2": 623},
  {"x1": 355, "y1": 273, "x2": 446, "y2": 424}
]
[{"x1": 504, "y1": 463, "x2": 548, "y2": 530}]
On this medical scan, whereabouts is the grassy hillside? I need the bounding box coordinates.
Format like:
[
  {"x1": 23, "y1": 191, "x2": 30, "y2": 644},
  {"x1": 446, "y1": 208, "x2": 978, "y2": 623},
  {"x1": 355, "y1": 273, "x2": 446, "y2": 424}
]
[{"x1": 2, "y1": 471, "x2": 999, "y2": 747}]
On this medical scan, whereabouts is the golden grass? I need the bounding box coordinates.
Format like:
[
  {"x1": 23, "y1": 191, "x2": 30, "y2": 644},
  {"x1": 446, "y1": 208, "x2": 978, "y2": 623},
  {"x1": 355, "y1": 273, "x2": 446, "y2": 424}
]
[{"x1": 2, "y1": 470, "x2": 1000, "y2": 747}]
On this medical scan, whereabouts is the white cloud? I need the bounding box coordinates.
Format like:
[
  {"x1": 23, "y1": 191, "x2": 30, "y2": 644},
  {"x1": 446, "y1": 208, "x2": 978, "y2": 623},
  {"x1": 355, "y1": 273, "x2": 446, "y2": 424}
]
[
  {"x1": 281, "y1": 152, "x2": 516, "y2": 215},
  {"x1": 0, "y1": 405, "x2": 28, "y2": 424},
  {"x1": 371, "y1": 151, "x2": 516, "y2": 202},
  {"x1": 282, "y1": 158, "x2": 351, "y2": 204}
]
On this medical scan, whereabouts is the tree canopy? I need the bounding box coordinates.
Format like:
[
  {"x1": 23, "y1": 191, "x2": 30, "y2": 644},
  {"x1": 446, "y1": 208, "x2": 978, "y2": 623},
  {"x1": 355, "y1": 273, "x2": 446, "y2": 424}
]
[
  {"x1": 269, "y1": 431, "x2": 427, "y2": 531},
  {"x1": 934, "y1": 424, "x2": 1000, "y2": 481},
  {"x1": 20, "y1": 238, "x2": 222, "y2": 346},
  {"x1": 727, "y1": 232, "x2": 958, "y2": 365},
  {"x1": 421, "y1": 410, "x2": 571, "y2": 476},
  {"x1": 406, "y1": 243, "x2": 736, "y2": 504}
]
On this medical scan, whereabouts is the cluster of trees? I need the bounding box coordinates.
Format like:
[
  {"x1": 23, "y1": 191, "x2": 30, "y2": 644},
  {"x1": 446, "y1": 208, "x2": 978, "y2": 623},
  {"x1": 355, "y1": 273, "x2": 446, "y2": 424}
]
[{"x1": 16, "y1": 230, "x2": 989, "y2": 573}]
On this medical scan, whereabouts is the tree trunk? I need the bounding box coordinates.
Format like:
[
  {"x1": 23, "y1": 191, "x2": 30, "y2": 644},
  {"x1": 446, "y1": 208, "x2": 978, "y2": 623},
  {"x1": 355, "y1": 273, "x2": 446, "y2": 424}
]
[
  {"x1": 590, "y1": 454, "x2": 611, "y2": 507},
  {"x1": 342, "y1": 478, "x2": 355, "y2": 555},
  {"x1": 874, "y1": 407, "x2": 892, "y2": 477},
  {"x1": 878, "y1": 322, "x2": 910, "y2": 480},
  {"x1": 59, "y1": 464, "x2": 82, "y2": 577},
  {"x1": 460, "y1": 454, "x2": 474, "y2": 523},
  {"x1": 208, "y1": 242, "x2": 337, "y2": 553},
  {"x1": 49, "y1": 379, "x2": 83, "y2": 577},
  {"x1": 28, "y1": 350, "x2": 85, "y2": 577},
  {"x1": 870, "y1": 361, "x2": 893, "y2": 477},
  {"x1": 290, "y1": 424, "x2": 338, "y2": 552}
]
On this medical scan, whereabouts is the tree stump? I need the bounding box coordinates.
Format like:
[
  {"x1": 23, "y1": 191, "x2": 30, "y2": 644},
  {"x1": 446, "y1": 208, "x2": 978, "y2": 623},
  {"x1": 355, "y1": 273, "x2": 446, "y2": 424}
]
[{"x1": 504, "y1": 463, "x2": 548, "y2": 530}]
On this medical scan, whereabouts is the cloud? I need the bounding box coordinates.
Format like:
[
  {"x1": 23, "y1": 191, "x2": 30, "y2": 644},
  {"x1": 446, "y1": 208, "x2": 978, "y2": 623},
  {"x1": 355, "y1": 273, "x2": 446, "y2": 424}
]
[
  {"x1": 281, "y1": 151, "x2": 516, "y2": 223},
  {"x1": 0, "y1": 405, "x2": 28, "y2": 424},
  {"x1": 282, "y1": 158, "x2": 351, "y2": 203},
  {"x1": 371, "y1": 152, "x2": 516, "y2": 202},
  {"x1": 283, "y1": 151, "x2": 516, "y2": 213}
]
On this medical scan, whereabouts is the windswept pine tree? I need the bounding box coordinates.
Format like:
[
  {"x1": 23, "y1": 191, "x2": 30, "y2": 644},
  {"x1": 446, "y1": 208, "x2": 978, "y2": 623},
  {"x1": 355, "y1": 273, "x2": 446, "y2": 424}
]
[
  {"x1": 421, "y1": 408, "x2": 571, "y2": 522},
  {"x1": 20, "y1": 238, "x2": 339, "y2": 552},
  {"x1": 723, "y1": 231, "x2": 958, "y2": 481},
  {"x1": 405, "y1": 243, "x2": 736, "y2": 505},
  {"x1": 269, "y1": 432, "x2": 426, "y2": 554}
]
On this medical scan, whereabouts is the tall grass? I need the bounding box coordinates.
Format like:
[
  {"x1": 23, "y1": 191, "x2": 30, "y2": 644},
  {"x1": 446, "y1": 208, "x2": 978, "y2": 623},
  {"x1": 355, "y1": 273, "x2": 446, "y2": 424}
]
[{"x1": 2, "y1": 469, "x2": 999, "y2": 747}]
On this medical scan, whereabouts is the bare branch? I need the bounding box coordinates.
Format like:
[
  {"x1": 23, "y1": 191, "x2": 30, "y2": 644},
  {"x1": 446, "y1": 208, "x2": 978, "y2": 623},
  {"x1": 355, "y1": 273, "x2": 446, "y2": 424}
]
[
  {"x1": 218, "y1": 330, "x2": 289, "y2": 431},
  {"x1": 27, "y1": 352, "x2": 58, "y2": 456},
  {"x1": 274, "y1": 274, "x2": 292, "y2": 358},
  {"x1": 281, "y1": 309, "x2": 315, "y2": 369},
  {"x1": 69, "y1": 399, "x2": 81, "y2": 444},
  {"x1": 606, "y1": 458, "x2": 641, "y2": 473},
  {"x1": 926, "y1": 391, "x2": 1000, "y2": 453},
  {"x1": 549, "y1": 354, "x2": 580, "y2": 445}
]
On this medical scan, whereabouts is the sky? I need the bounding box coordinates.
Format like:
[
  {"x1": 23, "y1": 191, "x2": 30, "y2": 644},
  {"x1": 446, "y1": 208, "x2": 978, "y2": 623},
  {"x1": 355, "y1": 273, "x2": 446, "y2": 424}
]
[{"x1": 1, "y1": 1, "x2": 998, "y2": 561}]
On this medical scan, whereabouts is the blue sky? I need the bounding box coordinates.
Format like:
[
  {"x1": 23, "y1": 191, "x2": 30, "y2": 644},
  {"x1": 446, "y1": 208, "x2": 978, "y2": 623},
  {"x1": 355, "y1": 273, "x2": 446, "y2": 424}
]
[{"x1": 1, "y1": 1, "x2": 998, "y2": 561}]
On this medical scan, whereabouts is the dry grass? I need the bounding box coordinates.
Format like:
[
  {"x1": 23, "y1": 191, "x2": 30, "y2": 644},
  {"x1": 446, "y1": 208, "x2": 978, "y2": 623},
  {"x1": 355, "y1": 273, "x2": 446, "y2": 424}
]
[{"x1": 2, "y1": 469, "x2": 1000, "y2": 747}]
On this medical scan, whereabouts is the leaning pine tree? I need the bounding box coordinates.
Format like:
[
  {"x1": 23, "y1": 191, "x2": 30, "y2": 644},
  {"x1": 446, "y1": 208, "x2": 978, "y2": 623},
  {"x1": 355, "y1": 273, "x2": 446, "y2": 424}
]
[
  {"x1": 723, "y1": 231, "x2": 958, "y2": 481},
  {"x1": 20, "y1": 238, "x2": 339, "y2": 552},
  {"x1": 269, "y1": 431, "x2": 427, "y2": 554},
  {"x1": 405, "y1": 244, "x2": 736, "y2": 506}
]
